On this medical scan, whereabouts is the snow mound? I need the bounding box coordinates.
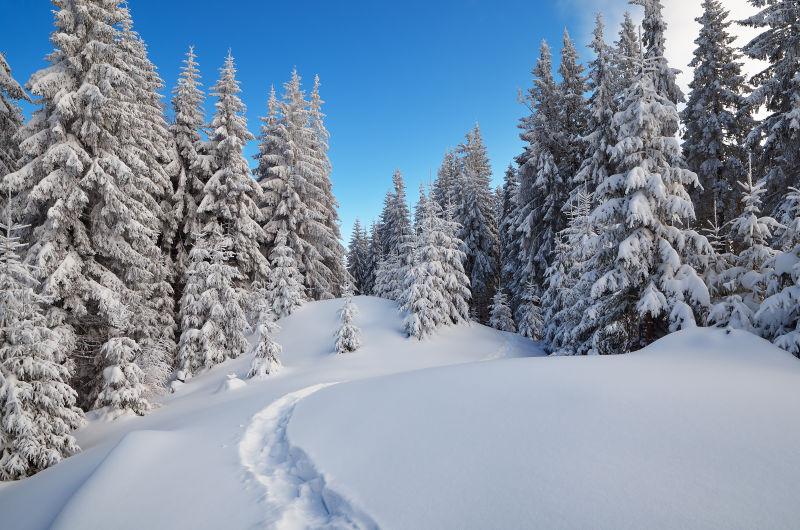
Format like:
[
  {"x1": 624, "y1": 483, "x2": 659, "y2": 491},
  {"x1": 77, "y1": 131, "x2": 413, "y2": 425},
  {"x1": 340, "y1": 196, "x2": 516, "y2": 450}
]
[
  {"x1": 0, "y1": 297, "x2": 541, "y2": 529},
  {"x1": 217, "y1": 373, "x2": 247, "y2": 393},
  {"x1": 289, "y1": 327, "x2": 800, "y2": 530}
]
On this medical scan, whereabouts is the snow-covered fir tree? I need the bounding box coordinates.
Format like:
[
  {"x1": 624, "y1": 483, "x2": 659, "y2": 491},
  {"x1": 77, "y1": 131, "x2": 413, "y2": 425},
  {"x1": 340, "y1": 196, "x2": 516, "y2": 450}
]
[
  {"x1": 375, "y1": 171, "x2": 414, "y2": 302},
  {"x1": 363, "y1": 222, "x2": 382, "y2": 296},
  {"x1": 93, "y1": 336, "x2": 149, "y2": 419},
  {"x1": 613, "y1": 12, "x2": 641, "y2": 97},
  {"x1": 0, "y1": 52, "x2": 28, "y2": 216},
  {"x1": 432, "y1": 150, "x2": 461, "y2": 211},
  {"x1": 489, "y1": 290, "x2": 516, "y2": 333},
  {"x1": 456, "y1": 125, "x2": 499, "y2": 322},
  {"x1": 498, "y1": 165, "x2": 520, "y2": 294},
  {"x1": 545, "y1": 189, "x2": 600, "y2": 354},
  {"x1": 557, "y1": 29, "x2": 588, "y2": 200},
  {"x1": 586, "y1": 51, "x2": 711, "y2": 352},
  {"x1": 682, "y1": 0, "x2": 753, "y2": 229},
  {"x1": 741, "y1": 0, "x2": 800, "y2": 218},
  {"x1": 257, "y1": 71, "x2": 343, "y2": 300},
  {"x1": 267, "y1": 228, "x2": 306, "y2": 319},
  {"x1": 517, "y1": 282, "x2": 544, "y2": 341},
  {"x1": 308, "y1": 76, "x2": 347, "y2": 298},
  {"x1": 5, "y1": 1, "x2": 174, "y2": 405},
  {"x1": 335, "y1": 296, "x2": 362, "y2": 354},
  {"x1": 709, "y1": 168, "x2": 780, "y2": 332},
  {"x1": 178, "y1": 227, "x2": 249, "y2": 377},
  {"x1": 171, "y1": 46, "x2": 209, "y2": 286},
  {"x1": 247, "y1": 289, "x2": 282, "y2": 378},
  {"x1": 347, "y1": 219, "x2": 371, "y2": 295},
  {"x1": 574, "y1": 15, "x2": 617, "y2": 198},
  {"x1": 200, "y1": 52, "x2": 268, "y2": 290},
  {"x1": 0, "y1": 213, "x2": 83, "y2": 480},
  {"x1": 512, "y1": 41, "x2": 563, "y2": 297},
  {"x1": 403, "y1": 193, "x2": 470, "y2": 339},
  {"x1": 630, "y1": 0, "x2": 684, "y2": 106}
]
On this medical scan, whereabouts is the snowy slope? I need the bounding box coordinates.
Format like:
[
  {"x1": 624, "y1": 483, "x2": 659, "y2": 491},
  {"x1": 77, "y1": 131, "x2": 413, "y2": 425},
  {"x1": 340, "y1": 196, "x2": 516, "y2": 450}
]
[
  {"x1": 289, "y1": 328, "x2": 800, "y2": 530},
  {"x1": 0, "y1": 297, "x2": 541, "y2": 530}
]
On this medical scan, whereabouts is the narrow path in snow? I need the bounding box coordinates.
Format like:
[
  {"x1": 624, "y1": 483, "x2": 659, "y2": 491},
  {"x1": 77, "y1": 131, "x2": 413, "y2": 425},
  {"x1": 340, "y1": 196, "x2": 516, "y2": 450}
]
[{"x1": 239, "y1": 384, "x2": 380, "y2": 530}]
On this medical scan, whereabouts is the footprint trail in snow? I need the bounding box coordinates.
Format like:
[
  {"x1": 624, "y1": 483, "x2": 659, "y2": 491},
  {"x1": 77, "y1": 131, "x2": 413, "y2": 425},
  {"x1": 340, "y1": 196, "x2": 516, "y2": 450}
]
[{"x1": 239, "y1": 384, "x2": 379, "y2": 530}]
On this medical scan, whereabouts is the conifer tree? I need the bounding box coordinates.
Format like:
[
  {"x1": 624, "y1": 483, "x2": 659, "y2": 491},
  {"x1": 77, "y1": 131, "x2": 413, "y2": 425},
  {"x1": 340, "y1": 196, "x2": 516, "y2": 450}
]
[
  {"x1": 335, "y1": 296, "x2": 362, "y2": 354},
  {"x1": 200, "y1": 52, "x2": 268, "y2": 290},
  {"x1": 682, "y1": 0, "x2": 753, "y2": 229},
  {"x1": 347, "y1": 219, "x2": 370, "y2": 295},
  {"x1": 0, "y1": 212, "x2": 83, "y2": 480},
  {"x1": 247, "y1": 291, "x2": 282, "y2": 378},
  {"x1": 456, "y1": 125, "x2": 498, "y2": 322},
  {"x1": 432, "y1": 150, "x2": 461, "y2": 212},
  {"x1": 709, "y1": 169, "x2": 780, "y2": 332},
  {"x1": 557, "y1": 29, "x2": 589, "y2": 192},
  {"x1": 171, "y1": 46, "x2": 209, "y2": 284},
  {"x1": 6, "y1": 1, "x2": 174, "y2": 404},
  {"x1": 93, "y1": 337, "x2": 149, "y2": 419},
  {"x1": 308, "y1": 76, "x2": 348, "y2": 297},
  {"x1": 177, "y1": 227, "x2": 249, "y2": 377},
  {"x1": 630, "y1": 0, "x2": 684, "y2": 106},
  {"x1": 0, "y1": 52, "x2": 28, "y2": 216},
  {"x1": 574, "y1": 15, "x2": 617, "y2": 198},
  {"x1": 742, "y1": 0, "x2": 800, "y2": 217},
  {"x1": 614, "y1": 12, "x2": 641, "y2": 95},
  {"x1": 517, "y1": 282, "x2": 544, "y2": 341},
  {"x1": 267, "y1": 228, "x2": 306, "y2": 319},
  {"x1": 513, "y1": 41, "x2": 562, "y2": 296},
  {"x1": 586, "y1": 53, "x2": 711, "y2": 352},
  {"x1": 498, "y1": 165, "x2": 520, "y2": 295},
  {"x1": 257, "y1": 71, "x2": 340, "y2": 300},
  {"x1": 404, "y1": 194, "x2": 470, "y2": 338},
  {"x1": 489, "y1": 290, "x2": 516, "y2": 333}
]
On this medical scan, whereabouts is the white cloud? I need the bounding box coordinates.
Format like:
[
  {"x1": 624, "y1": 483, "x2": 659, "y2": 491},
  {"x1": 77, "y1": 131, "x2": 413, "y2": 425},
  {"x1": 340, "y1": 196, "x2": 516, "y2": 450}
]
[{"x1": 559, "y1": 0, "x2": 767, "y2": 97}]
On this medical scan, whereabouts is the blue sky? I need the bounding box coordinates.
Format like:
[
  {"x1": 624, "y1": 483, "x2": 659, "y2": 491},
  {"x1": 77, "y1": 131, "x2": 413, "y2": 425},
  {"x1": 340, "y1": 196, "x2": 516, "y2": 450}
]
[{"x1": 0, "y1": 0, "x2": 733, "y2": 239}]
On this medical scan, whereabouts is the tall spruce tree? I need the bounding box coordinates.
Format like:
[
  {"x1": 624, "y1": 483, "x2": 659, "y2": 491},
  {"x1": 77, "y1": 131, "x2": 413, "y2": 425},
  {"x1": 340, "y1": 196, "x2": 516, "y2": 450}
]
[
  {"x1": 0, "y1": 212, "x2": 83, "y2": 480},
  {"x1": 347, "y1": 219, "x2": 370, "y2": 295},
  {"x1": 512, "y1": 41, "x2": 562, "y2": 299},
  {"x1": 682, "y1": 0, "x2": 753, "y2": 229},
  {"x1": 0, "y1": 52, "x2": 28, "y2": 217},
  {"x1": 200, "y1": 52, "x2": 268, "y2": 291},
  {"x1": 432, "y1": 150, "x2": 461, "y2": 212},
  {"x1": 456, "y1": 125, "x2": 498, "y2": 322},
  {"x1": 171, "y1": 46, "x2": 209, "y2": 287},
  {"x1": 257, "y1": 71, "x2": 339, "y2": 300},
  {"x1": 557, "y1": 28, "x2": 589, "y2": 200},
  {"x1": 585, "y1": 53, "x2": 711, "y2": 353},
  {"x1": 6, "y1": 0, "x2": 171, "y2": 405},
  {"x1": 630, "y1": 0, "x2": 684, "y2": 106},
  {"x1": 742, "y1": 0, "x2": 800, "y2": 218},
  {"x1": 709, "y1": 169, "x2": 780, "y2": 332}
]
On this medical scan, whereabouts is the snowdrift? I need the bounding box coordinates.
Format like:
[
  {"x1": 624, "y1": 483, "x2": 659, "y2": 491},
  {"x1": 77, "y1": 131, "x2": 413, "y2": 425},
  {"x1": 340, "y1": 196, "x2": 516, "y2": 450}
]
[
  {"x1": 289, "y1": 328, "x2": 800, "y2": 529},
  {"x1": 0, "y1": 297, "x2": 541, "y2": 529},
  {"x1": 1, "y1": 297, "x2": 797, "y2": 529}
]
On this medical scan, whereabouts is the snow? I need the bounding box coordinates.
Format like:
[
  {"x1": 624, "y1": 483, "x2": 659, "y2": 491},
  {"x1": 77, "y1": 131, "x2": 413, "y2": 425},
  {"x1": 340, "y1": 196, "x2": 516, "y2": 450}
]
[
  {"x1": 289, "y1": 328, "x2": 800, "y2": 530},
  {"x1": 0, "y1": 297, "x2": 540, "y2": 529},
  {"x1": 2, "y1": 297, "x2": 798, "y2": 529}
]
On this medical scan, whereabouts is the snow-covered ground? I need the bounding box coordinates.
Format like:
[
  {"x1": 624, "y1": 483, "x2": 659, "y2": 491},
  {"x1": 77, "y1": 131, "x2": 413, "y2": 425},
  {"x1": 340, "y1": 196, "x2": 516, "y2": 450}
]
[
  {"x1": 0, "y1": 297, "x2": 540, "y2": 529},
  {"x1": 2, "y1": 297, "x2": 799, "y2": 529}
]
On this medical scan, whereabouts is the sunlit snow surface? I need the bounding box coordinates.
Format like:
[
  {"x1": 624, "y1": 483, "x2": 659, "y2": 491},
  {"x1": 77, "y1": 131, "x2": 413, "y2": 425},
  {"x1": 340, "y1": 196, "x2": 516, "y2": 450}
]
[{"x1": 1, "y1": 297, "x2": 798, "y2": 529}]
